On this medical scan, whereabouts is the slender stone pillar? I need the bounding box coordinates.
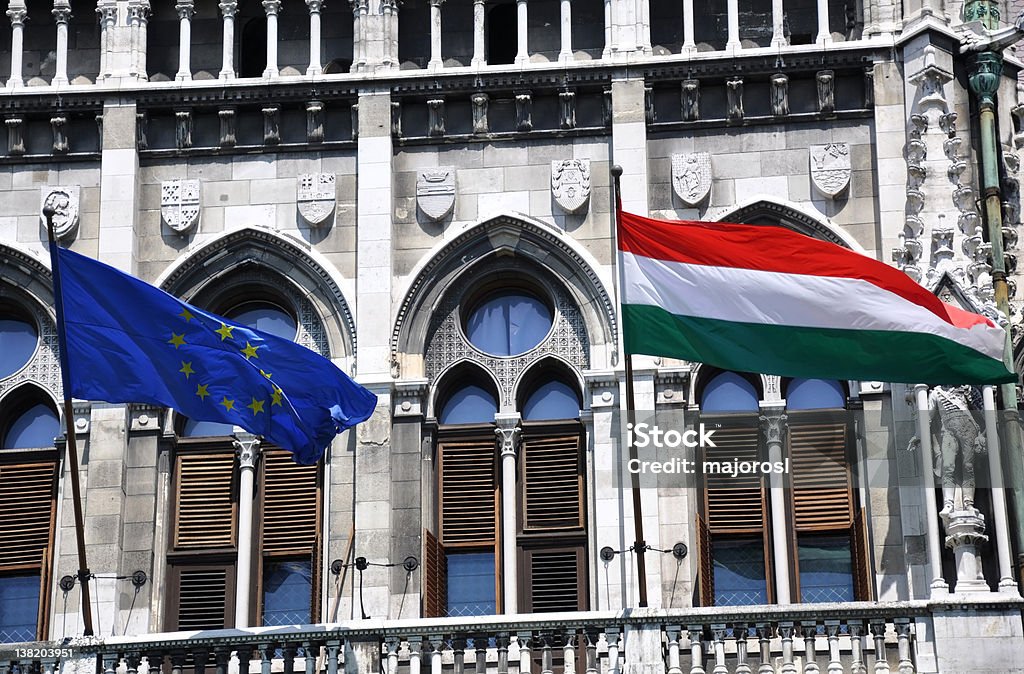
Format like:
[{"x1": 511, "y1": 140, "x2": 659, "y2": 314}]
[
  {"x1": 6, "y1": 2, "x2": 26, "y2": 89},
  {"x1": 771, "y1": 0, "x2": 786, "y2": 45},
  {"x1": 603, "y1": 0, "x2": 613, "y2": 56},
  {"x1": 97, "y1": 1, "x2": 118, "y2": 81},
  {"x1": 760, "y1": 407, "x2": 791, "y2": 604},
  {"x1": 351, "y1": 0, "x2": 364, "y2": 71},
  {"x1": 128, "y1": 1, "x2": 152, "y2": 81},
  {"x1": 53, "y1": 1, "x2": 72, "y2": 85},
  {"x1": 219, "y1": 1, "x2": 237, "y2": 79},
  {"x1": 914, "y1": 384, "x2": 950, "y2": 595},
  {"x1": 233, "y1": 433, "x2": 261, "y2": 628},
  {"x1": 175, "y1": 1, "x2": 194, "y2": 81},
  {"x1": 815, "y1": 0, "x2": 831, "y2": 44},
  {"x1": 306, "y1": 0, "x2": 323, "y2": 75},
  {"x1": 472, "y1": 0, "x2": 485, "y2": 66},
  {"x1": 495, "y1": 414, "x2": 521, "y2": 614},
  {"x1": 263, "y1": 0, "x2": 281, "y2": 78},
  {"x1": 515, "y1": 0, "x2": 528, "y2": 64},
  {"x1": 558, "y1": 0, "x2": 572, "y2": 61},
  {"x1": 726, "y1": 0, "x2": 741, "y2": 50},
  {"x1": 682, "y1": 0, "x2": 696, "y2": 53},
  {"x1": 428, "y1": 0, "x2": 444, "y2": 70},
  {"x1": 982, "y1": 385, "x2": 1019, "y2": 592}
]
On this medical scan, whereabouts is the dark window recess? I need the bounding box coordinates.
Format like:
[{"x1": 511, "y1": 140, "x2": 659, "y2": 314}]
[
  {"x1": 487, "y1": 3, "x2": 518, "y2": 65},
  {"x1": 240, "y1": 18, "x2": 268, "y2": 78}
]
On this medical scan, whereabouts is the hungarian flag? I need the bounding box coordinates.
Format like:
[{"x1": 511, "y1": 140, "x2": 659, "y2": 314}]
[{"x1": 618, "y1": 211, "x2": 1015, "y2": 385}]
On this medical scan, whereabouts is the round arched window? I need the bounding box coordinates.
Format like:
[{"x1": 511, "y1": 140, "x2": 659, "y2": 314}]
[
  {"x1": 181, "y1": 418, "x2": 236, "y2": 437},
  {"x1": 522, "y1": 380, "x2": 580, "y2": 421},
  {"x1": 0, "y1": 310, "x2": 38, "y2": 379},
  {"x1": 701, "y1": 372, "x2": 759, "y2": 412},
  {"x1": 3, "y1": 403, "x2": 60, "y2": 449},
  {"x1": 786, "y1": 378, "x2": 845, "y2": 410},
  {"x1": 225, "y1": 301, "x2": 297, "y2": 341},
  {"x1": 465, "y1": 291, "x2": 552, "y2": 357},
  {"x1": 439, "y1": 384, "x2": 499, "y2": 425}
]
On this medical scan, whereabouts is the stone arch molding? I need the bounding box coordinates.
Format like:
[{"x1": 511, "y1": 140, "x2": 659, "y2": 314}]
[
  {"x1": 156, "y1": 227, "x2": 358, "y2": 366},
  {"x1": 392, "y1": 214, "x2": 619, "y2": 384},
  {"x1": 709, "y1": 197, "x2": 866, "y2": 252}
]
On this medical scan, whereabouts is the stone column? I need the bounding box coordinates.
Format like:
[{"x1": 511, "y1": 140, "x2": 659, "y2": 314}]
[
  {"x1": 770, "y1": 0, "x2": 786, "y2": 45},
  {"x1": 682, "y1": 0, "x2": 696, "y2": 53},
  {"x1": 350, "y1": 0, "x2": 364, "y2": 71},
  {"x1": 6, "y1": 2, "x2": 26, "y2": 89},
  {"x1": 175, "y1": 1, "x2": 194, "y2": 81},
  {"x1": 943, "y1": 510, "x2": 989, "y2": 593},
  {"x1": 128, "y1": 1, "x2": 151, "y2": 81},
  {"x1": 219, "y1": 1, "x2": 237, "y2": 79},
  {"x1": 495, "y1": 414, "x2": 521, "y2": 614},
  {"x1": 97, "y1": 1, "x2": 118, "y2": 81},
  {"x1": 815, "y1": 0, "x2": 831, "y2": 44},
  {"x1": 428, "y1": 0, "x2": 443, "y2": 70},
  {"x1": 472, "y1": 0, "x2": 485, "y2": 66},
  {"x1": 982, "y1": 385, "x2": 1018, "y2": 592},
  {"x1": 558, "y1": 0, "x2": 572, "y2": 61},
  {"x1": 263, "y1": 0, "x2": 281, "y2": 78},
  {"x1": 760, "y1": 406, "x2": 791, "y2": 604},
  {"x1": 914, "y1": 384, "x2": 950, "y2": 595},
  {"x1": 726, "y1": 0, "x2": 741, "y2": 51},
  {"x1": 306, "y1": 0, "x2": 323, "y2": 75},
  {"x1": 603, "y1": 0, "x2": 613, "y2": 57},
  {"x1": 233, "y1": 433, "x2": 261, "y2": 628},
  {"x1": 515, "y1": 0, "x2": 528, "y2": 64},
  {"x1": 52, "y1": 1, "x2": 72, "y2": 85}
]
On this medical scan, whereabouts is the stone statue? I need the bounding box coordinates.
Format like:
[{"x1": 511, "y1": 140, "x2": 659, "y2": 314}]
[{"x1": 909, "y1": 385, "x2": 986, "y2": 516}]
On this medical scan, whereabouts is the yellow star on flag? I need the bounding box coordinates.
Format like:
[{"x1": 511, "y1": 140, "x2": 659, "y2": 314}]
[
  {"x1": 168, "y1": 332, "x2": 186, "y2": 349},
  {"x1": 271, "y1": 386, "x2": 283, "y2": 407},
  {"x1": 241, "y1": 342, "x2": 260, "y2": 360},
  {"x1": 247, "y1": 398, "x2": 266, "y2": 415},
  {"x1": 259, "y1": 369, "x2": 273, "y2": 379},
  {"x1": 179, "y1": 361, "x2": 195, "y2": 379},
  {"x1": 215, "y1": 323, "x2": 235, "y2": 341},
  {"x1": 179, "y1": 308, "x2": 195, "y2": 322},
  {"x1": 195, "y1": 383, "x2": 210, "y2": 400},
  {"x1": 220, "y1": 396, "x2": 235, "y2": 412}
]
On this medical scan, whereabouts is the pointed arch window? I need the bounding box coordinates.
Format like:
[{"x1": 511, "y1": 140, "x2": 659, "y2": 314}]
[{"x1": 0, "y1": 308, "x2": 37, "y2": 380}]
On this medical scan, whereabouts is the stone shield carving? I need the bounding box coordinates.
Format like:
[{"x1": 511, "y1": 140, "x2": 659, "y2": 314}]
[
  {"x1": 160, "y1": 179, "x2": 201, "y2": 234},
  {"x1": 40, "y1": 186, "x2": 81, "y2": 240},
  {"x1": 810, "y1": 143, "x2": 851, "y2": 198},
  {"x1": 417, "y1": 168, "x2": 456, "y2": 221},
  {"x1": 297, "y1": 173, "x2": 336, "y2": 226},
  {"x1": 671, "y1": 152, "x2": 713, "y2": 206},
  {"x1": 551, "y1": 159, "x2": 591, "y2": 214}
]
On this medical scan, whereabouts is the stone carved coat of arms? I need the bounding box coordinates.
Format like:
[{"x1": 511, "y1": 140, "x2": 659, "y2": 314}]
[
  {"x1": 417, "y1": 168, "x2": 456, "y2": 221},
  {"x1": 810, "y1": 143, "x2": 851, "y2": 198},
  {"x1": 39, "y1": 185, "x2": 81, "y2": 240},
  {"x1": 551, "y1": 159, "x2": 591, "y2": 214},
  {"x1": 671, "y1": 152, "x2": 712, "y2": 206},
  {"x1": 160, "y1": 179, "x2": 201, "y2": 234},
  {"x1": 297, "y1": 173, "x2": 337, "y2": 226}
]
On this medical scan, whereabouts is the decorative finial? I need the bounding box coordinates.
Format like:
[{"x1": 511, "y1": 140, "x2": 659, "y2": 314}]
[{"x1": 611, "y1": 165, "x2": 623, "y2": 177}]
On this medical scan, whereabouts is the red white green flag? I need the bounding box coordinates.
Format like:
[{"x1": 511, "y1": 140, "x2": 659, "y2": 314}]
[{"x1": 617, "y1": 211, "x2": 1015, "y2": 385}]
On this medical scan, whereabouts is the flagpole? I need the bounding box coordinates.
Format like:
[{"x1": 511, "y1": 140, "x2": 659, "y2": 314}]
[
  {"x1": 43, "y1": 203, "x2": 95, "y2": 637},
  {"x1": 610, "y1": 165, "x2": 649, "y2": 607}
]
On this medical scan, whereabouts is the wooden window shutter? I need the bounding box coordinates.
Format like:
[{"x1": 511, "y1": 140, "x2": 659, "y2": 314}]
[
  {"x1": 702, "y1": 426, "x2": 766, "y2": 533},
  {"x1": 173, "y1": 452, "x2": 237, "y2": 550},
  {"x1": 695, "y1": 513, "x2": 714, "y2": 607},
  {"x1": 521, "y1": 432, "x2": 583, "y2": 531},
  {"x1": 851, "y1": 507, "x2": 874, "y2": 601},
  {"x1": 523, "y1": 546, "x2": 585, "y2": 613},
  {"x1": 0, "y1": 461, "x2": 57, "y2": 570},
  {"x1": 422, "y1": 529, "x2": 448, "y2": 618},
  {"x1": 439, "y1": 436, "x2": 497, "y2": 547},
  {"x1": 171, "y1": 565, "x2": 234, "y2": 630},
  {"x1": 788, "y1": 419, "x2": 853, "y2": 531},
  {"x1": 261, "y1": 450, "x2": 320, "y2": 555}
]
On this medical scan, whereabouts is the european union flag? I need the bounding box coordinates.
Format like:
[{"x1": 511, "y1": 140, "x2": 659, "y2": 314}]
[{"x1": 52, "y1": 245, "x2": 378, "y2": 464}]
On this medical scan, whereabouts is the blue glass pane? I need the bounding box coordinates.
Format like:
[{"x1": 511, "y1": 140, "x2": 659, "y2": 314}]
[
  {"x1": 713, "y1": 539, "x2": 768, "y2": 606},
  {"x1": 446, "y1": 553, "x2": 496, "y2": 617},
  {"x1": 226, "y1": 303, "x2": 297, "y2": 341},
  {"x1": 440, "y1": 384, "x2": 498, "y2": 425},
  {"x1": 798, "y1": 536, "x2": 854, "y2": 603},
  {"x1": 466, "y1": 293, "x2": 552, "y2": 356},
  {"x1": 182, "y1": 418, "x2": 235, "y2": 437},
  {"x1": 263, "y1": 560, "x2": 312, "y2": 627},
  {"x1": 0, "y1": 574, "x2": 39, "y2": 643},
  {"x1": 0, "y1": 319, "x2": 37, "y2": 379},
  {"x1": 3, "y1": 404, "x2": 59, "y2": 449},
  {"x1": 787, "y1": 379, "x2": 845, "y2": 410},
  {"x1": 701, "y1": 372, "x2": 759, "y2": 412},
  {"x1": 523, "y1": 380, "x2": 580, "y2": 421}
]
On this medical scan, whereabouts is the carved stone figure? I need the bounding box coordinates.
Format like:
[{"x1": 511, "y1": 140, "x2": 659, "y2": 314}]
[
  {"x1": 297, "y1": 173, "x2": 336, "y2": 226},
  {"x1": 671, "y1": 152, "x2": 712, "y2": 207},
  {"x1": 417, "y1": 167, "x2": 456, "y2": 221},
  {"x1": 160, "y1": 179, "x2": 201, "y2": 234},
  {"x1": 551, "y1": 159, "x2": 591, "y2": 214},
  {"x1": 40, "y1": 186, "x2": 80, "y2": 240},
  {"x1": 681, "y1": 80, "x2": 700, "y2": 122},
  {"x1": 810, "y1": 142, "x2": 851, "y2": 198}
]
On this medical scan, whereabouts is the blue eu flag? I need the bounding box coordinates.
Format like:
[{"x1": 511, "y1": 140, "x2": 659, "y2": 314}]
[{"x1": 52, "y1": 245, "x2": 377, "y2": 464}]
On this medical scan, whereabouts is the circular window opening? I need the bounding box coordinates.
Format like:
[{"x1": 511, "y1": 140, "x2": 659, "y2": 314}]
[
  {"x1": 0, "y1": 307, "x2": 39, "y2": 379},
  {"x1": 464, "y1": 290, "x2": 553, "y2": 357},
  {"x1": 225, "y1": 301, "x2": 297, "y2": 341}
]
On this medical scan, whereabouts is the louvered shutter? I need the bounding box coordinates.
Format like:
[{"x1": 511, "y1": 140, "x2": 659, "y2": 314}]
[
  {"x1": 439, "y1": 436, "x2": 497, "y2": 547},
  {"x1": 789, "y1": 419, "x2": 853, "y2": 531},
  {"x1": 261, "y1": 450, "x2": 320, "y2": 555},
  {"x1": 422, "y1": 529, "x2": 448, "y2": 618},
  {"x1": 703, "y1": 426, "x2": 766, "y2": 533},
  {"x1": 852, "y1": 507, "x2": 873, "y2": 600},
  {"x1": 175, "y1": 567, "x2": 232, "y2": 630},
  {"x1": 524, "y1": 546, "x2": 585, "y2": 613},
  {"x1": 173, "y1": 452, "x2": 237, "y2": 549},
  {"x1": 522, "y1": 433, "x2": 583, "y2": 531},
  {"x1": 695, "y1": 513, "x2": 714, "y2": 607},
  {"x1": 0, "y1": 461, "x2": 57, "y2": 570}
]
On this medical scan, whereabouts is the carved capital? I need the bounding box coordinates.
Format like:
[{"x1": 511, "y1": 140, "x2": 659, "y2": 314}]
[
  {"x1": 52, "y1": 1, "x2": 73, "y2": 24},
  {"x1": 262, "y1": 0, "x2": 282, "y2": 15},
  {"x1": 175, "y1": 1, "x2": 195, "y2": 20},
  {"x1": 759, "y1": 408, "x2": 787, "y2": 445},
  {"x1": 495, "y1": 414, "x2": 521, "y2": 457},
  {"x1": 306, "y1": 0, "x2": 324, "y2": 12},
  {"x1": 6, "y1": 7, "x2": 27, "y2": 26},
  {"x1": 219, "y1": 1, "x2": 238, "y2": 17},
  {"x1": 233, "y1": 432, "x2": 262, "y2": 468}
]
